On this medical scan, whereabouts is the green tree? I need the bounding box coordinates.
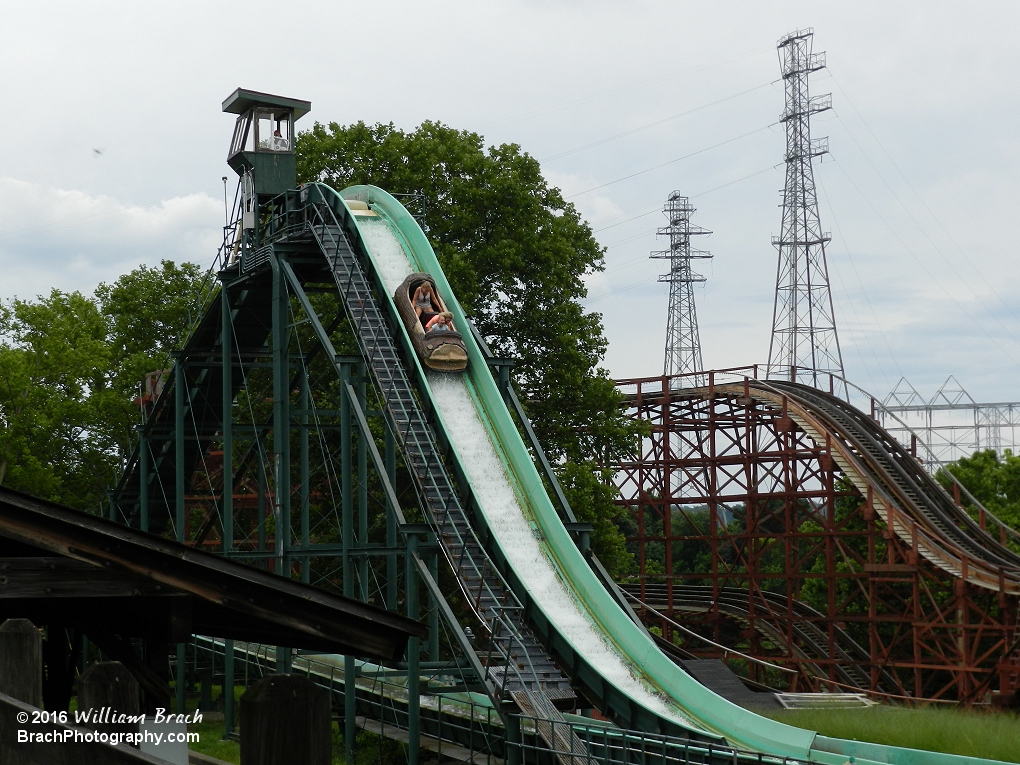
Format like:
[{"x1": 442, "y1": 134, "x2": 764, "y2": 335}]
[
  {"x1": 96, "y1": 259, "x2": 214, "y2": 455},
  {"x1": 937, "y1": 449, "x2": 1020, "y2": 533},
  {"x1": 297, "y1": 120, "x2": 638, "y2": 574},
  {"x1": 0, "y1": 289, "x2": 115, "y2": 508},
  {"x1": 0, "y1": 261, "x2": 211, "y2": 512}
]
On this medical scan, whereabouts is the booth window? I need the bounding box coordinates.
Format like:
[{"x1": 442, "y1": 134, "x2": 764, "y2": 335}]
[
  {"x1": 256, "y1": 109, "x2": 292, "y2": 152},
  {"x1": 228, "y1": 113, "x2": 254, "y2": 158}
]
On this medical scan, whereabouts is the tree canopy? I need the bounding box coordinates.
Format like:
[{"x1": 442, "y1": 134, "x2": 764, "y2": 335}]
[
  {"x1": 937, "y1": 448, "x2": 1020, "y2": 534},
  {"x1": 297, "y1": 120, "x2": 639, "y2": 574},
  {"x1": 0, "y1": 261, "x2": 210, "y2": 512},
  {"x1": 0, "y1": 123, "x2": 639, "y2": 575}
]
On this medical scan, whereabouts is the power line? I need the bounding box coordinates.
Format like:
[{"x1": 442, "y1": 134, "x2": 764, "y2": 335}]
[
  {"x1": 566, "y1": 125, "x2": 776, "y2": 199},
  {"x1": 826, "y1": 65, "x2": 1020, "y2": 328},
  {"x1": 830, "y1": 157, "x2": 1020, "y2": 367},
  {"x1": 585, "y1": 166, "x2": 782, "y2": 306},
  {"x1": 541, "y1": 82, "x2": 774, "y2": 162},
  {"x1": 591, "y1": 164, "x2": 781, "y2": 233},
  {"x1": 476, "y1": 46, "x2": 774, "y2": 132},
  {"x1": 817, "y1": 173, "x2": 906, "y2": 389}
]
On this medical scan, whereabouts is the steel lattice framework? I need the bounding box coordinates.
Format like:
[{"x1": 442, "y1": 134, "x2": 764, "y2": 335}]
[
  {"x1": 651, "y1": 193, "x2": 712, "y2": 385},
  {"x1": 768, "y1": 29, "x2": 846, "y2": 394},
  {"x1": 881, "y1": 377, "x2": 1020, "y2": 471},
  {"x1": 613, "y1": 369, "x2": 1020, "y2": 704}
]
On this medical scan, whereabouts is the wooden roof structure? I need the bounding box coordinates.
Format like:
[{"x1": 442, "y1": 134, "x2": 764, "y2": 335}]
[{"x1": 0, "y1": 486, "x2": 424, "y2": 661}]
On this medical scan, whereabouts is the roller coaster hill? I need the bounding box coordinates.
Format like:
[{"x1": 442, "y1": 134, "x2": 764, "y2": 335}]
[
  {"x1": 104, "y1": 89, "x2": 1015, "y2": 765},
  {"x1": 613, "y1": 372, "x2": 1020, "y2": 706}
]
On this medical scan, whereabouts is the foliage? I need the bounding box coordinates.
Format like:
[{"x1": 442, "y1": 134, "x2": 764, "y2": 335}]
[
  {"x1": 96, "y1": 260, "x2": 212, "y2": 397},
  {"x1": 764, "y1": 705, "x2": 1020, "y2": 762},
  {"x1": 937, "y1": 448, "x2": 1020, "y2": 534},
  {"x1": 297, "y1": 120, "x2": 640, "y2": 575},
  {"x1": 0, "y1": 261, "x2": 210, "y2": 512},
  {"x1": 0, "y1": 290, "x2": 115, "y2": 508}
]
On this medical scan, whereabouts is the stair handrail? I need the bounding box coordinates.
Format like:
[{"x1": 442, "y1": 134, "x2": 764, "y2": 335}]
[{"x1": 286, "y1": 191, "x2": 582, "y2": 736}]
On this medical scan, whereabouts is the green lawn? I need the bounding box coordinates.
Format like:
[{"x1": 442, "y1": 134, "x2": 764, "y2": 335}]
[
  {"x1": 182, "y1": 685, "x2": 241, "y2": 765},
  {"x1": 183, "y1": 682, "x2": 1020, "y2": 765},
  {"x1": 180, "y1": 685, "x2": 402, "y2": 765},
  {"x1": 189, "y1": 717, "x2": 240, "y2": 764},
  {"x1": 763, "y1": 705, "x2": 1020, "y2": 763}
]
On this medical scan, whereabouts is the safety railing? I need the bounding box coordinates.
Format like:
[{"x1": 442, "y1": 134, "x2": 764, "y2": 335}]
[
  {"x1": 190, "y1": 636, "x2": 506, "y2": 763},
  {"x1": 267, "y1": 191, "x2": 584, "y2": 755},
  {"x1": 189, "y1": 635, "x2": 820, "y2": 765},
  {"x1": 616, "y1": 365, "x2": 1020, "y2": 551}
]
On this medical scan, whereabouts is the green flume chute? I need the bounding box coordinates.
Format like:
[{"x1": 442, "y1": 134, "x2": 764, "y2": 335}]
[{"x1": 325, "y1": 183, "x2": 1009, "y2": 765}]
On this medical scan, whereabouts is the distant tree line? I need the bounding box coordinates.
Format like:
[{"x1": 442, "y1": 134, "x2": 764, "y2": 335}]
[
  {"x1": 937, "y1": 449, "x2": 1020, "y2": 536},
  {"x1": 0, "y1": 119, "x2": 644, "y2": 577},
  {"x1": 0, "y1": 261, "x2": 210, "y2": 512}
]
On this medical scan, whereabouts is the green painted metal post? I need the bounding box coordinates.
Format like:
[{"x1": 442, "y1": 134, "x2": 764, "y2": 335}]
[
  {"x1": 300, "y1": 367, "x2": 310, "y2": 583},
  {"x1": 340, "y1": 367, "x2": 356, "y2": 760},
  {"x1": 223, "y1": 639, "x2": 235, "y2": 738},
  {"x1": 428, "y1": 547, "x2": 440, "y2": 661},
  {"x1": 405, "y1": 533, "x2": 421, "y2": 765},
  {"x1": 221, "y1": 281, "x2": 233, "y2": 556},
  {"x1": 357, "y1": 362, "x2": 368, "y2": 601},
  {"x1": 137, "y1": 428, "x2": 148, "y2": 532},
  {"x1": 175, "y1": 360, "x2": 186, "y2": 539},
  {"x1": 385, "y1": 428, "x2": 398, "y2": 611},
  {"x1": 271, "y1": 253, "x2": 290, "y2": 577},
  {"x1": 343, "y1": 653, "x2": 357, "y2": 764},
  {"x1": 257, "y1": 460, "x2": 266, "y2": 560},
  {"x1": 504, "y1": 705, "x2": 522, "y2": 765},
  {"x1": 271, "y1": 253, "x2": 292, "y2": 673},
  {"x1": 340, "y1": 363, "x2": 353, "y2": 596},
  {"x1": 176, "y1": 643, "x2": 186, "y2": 714},
  {"x1": 174, "y1": 360, "x2": 187, "y2": 715},
  {"x1": 173, "y1": 357, "x2": 189, "y2": 709}
]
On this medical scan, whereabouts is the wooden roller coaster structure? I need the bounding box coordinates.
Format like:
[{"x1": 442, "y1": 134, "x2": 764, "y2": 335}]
[{"x1": 613, "y1": 367, "x2": 1020, "y2": 704}]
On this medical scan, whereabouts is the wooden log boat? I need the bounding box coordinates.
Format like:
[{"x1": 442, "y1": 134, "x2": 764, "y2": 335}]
[{"x1": 393, "y1": 273, "x2": 468, "y2": 372}]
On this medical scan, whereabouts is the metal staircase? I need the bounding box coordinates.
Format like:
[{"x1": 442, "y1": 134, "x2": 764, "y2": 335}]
[{"x1": 295, "y1": 203, "x2": 584, "y2": 757}]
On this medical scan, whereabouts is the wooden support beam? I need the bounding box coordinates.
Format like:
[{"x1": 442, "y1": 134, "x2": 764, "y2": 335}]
[{"x1": 0, "y1": 558, "x2": 166, "y2": 599}]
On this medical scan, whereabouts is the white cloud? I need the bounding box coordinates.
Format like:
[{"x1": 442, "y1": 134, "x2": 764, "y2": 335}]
[
  {"x1": 0, "y1": 178, "x2": 221, "y2": 300},
  {"x1": 1, "y1": 0, "x2": 1019, "y2": 403}
]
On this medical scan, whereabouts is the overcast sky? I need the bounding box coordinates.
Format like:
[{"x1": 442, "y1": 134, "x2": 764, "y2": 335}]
[{"x1": 2, "y1": 1, "x2": 1018, "y2": 403}]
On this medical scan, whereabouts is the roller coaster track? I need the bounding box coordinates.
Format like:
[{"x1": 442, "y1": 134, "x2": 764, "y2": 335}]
[
  {"x1": 112, "y1": 182, "x2": 1012, "y2": 765},
  {"x1": 738, "y1": 380, "x2": 1020, "y2": 594},
  {"x1": 623, "y1": 583, "x2": 898, "y2": 693}
]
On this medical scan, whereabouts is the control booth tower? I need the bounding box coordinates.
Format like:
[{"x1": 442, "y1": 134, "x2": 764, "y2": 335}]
[{"x1": 223, "y1": 88, "x2": 311, "y2": 235}]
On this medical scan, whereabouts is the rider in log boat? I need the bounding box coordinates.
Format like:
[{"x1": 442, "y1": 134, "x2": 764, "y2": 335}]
[{"x1": 394, "y1": 274, "x2": 469, "y2": 372}]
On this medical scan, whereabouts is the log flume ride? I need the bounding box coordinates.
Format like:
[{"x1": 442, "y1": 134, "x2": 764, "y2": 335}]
[{"x1": 112, "y1": 183, "x2": 1013, "y2": 765}]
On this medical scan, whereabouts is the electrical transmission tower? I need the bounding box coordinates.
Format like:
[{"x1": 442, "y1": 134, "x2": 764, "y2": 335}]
[
  {"x1": 767, "y1": 28, "x2": 847, "y2": 396},
  {"x1": 651, "y1": 192, "x2": 712, "y2": 385}
]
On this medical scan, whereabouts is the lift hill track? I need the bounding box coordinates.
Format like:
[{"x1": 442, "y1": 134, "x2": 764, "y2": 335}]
[
  {"x1": 104, "y1": 89, "x2": 1014, "y2": 763},
  {"x1": 615, "y1": 370, "x2": 1020, "y2": 702}
]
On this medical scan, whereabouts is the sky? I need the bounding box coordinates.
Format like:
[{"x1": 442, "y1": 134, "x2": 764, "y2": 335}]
[{"x1": 2, "y1": 1, "x2": 1019, "y2": 403}]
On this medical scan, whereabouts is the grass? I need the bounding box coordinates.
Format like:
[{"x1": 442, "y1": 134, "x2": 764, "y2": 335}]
[
  {"x1": 187, "y1": 696, "x2": 1020, "y2": 764},
  {"x1": 179, "y1": 681, "x2": 1020, "y2": 764},
  {"x1": 189, "y1": 717, "x2": 240, "y2": 764},
  {"x1": 181, "y1": 684, "x2": 241, "y2": 765},
  {"x1": 762, "y1": 705, "x2": 1020, "y2": 763},
  {"x1": 178, "y1": 685, "x2": 404, "y2": 765}
]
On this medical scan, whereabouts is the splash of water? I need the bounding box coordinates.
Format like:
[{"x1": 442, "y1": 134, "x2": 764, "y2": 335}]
[{"x1": 358, "y1": 212, "x2": 698, "y2": 729}]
